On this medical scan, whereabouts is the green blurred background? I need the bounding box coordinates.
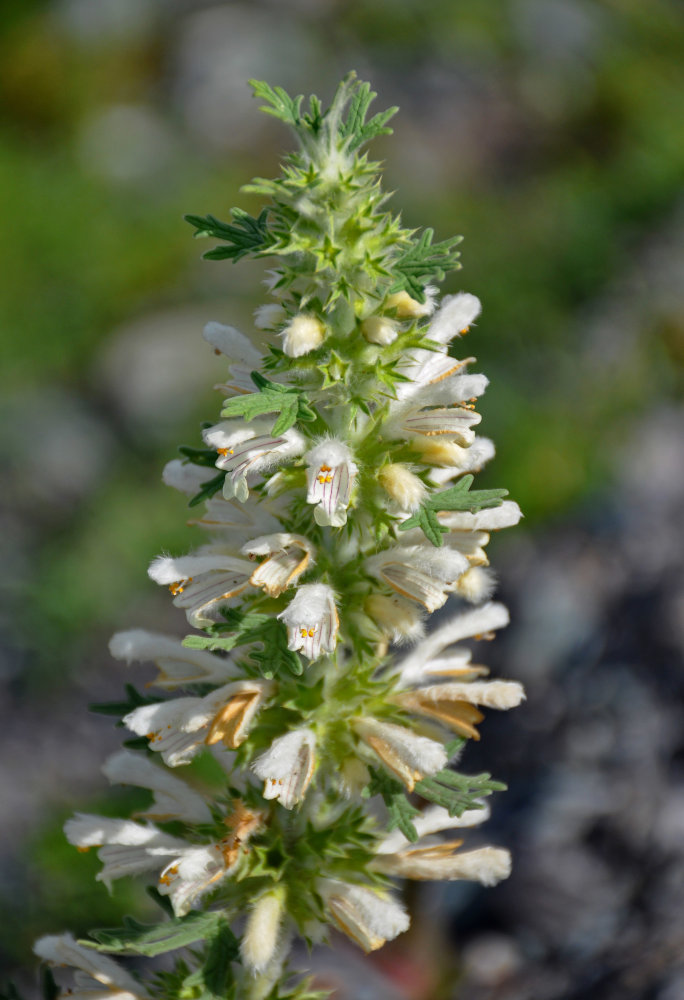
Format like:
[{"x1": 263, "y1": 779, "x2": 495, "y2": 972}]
[{"x1": 1, "y1": 1, "x2": 683, "y2": 997}]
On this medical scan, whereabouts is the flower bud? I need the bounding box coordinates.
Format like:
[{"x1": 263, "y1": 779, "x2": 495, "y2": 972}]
[
  {"x1": 455, "y1": 566, "x2": 496, "y2": 604},
  {"x1": 241, "y1": 889, "x2": 285, "y2": 973},
  {"x1": 362, "y1": 316, "x2": 398, "y2": 345},
  {"x1": 364, "y1": 594, "x2": 424, "y2": 643},
  {"x1": 385, "y1": 288, "x2": 436, "y2": 318},
  {"x1": 280, "y1": 315, "x2": 325, "y2": 357},
  {"x1": 378, "y1": 463, "x2": 427, "y2": 511}
]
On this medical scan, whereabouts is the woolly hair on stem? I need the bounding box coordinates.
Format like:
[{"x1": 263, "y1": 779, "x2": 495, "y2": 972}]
[{"x1": 32, "y1": 73, "x2": 525, "y2": 1000}]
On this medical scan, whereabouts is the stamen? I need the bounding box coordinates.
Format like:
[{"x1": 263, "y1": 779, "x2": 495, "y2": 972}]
[{"x1": 169, "y1": 577, "x2": 193, "y2": 596}]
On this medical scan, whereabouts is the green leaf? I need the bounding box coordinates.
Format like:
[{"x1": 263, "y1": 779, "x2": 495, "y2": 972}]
[
  {"x1": 398, "y1": 475, "x2": 509, "y2": 546},
  {"x1": 184, "y1": 208, "x2": 272, "y2": 262},
  {"x1": 178, "y1": 445, "x2": 220, "y2": 468},
  {"x1": 89, "y1": 683, "x2": 155, "y2": 718},
  {"x1": 415, "y1": 769, "x2": 506, "y2": 817},
  {"x1": 84, "y1": 912, "x2": 224, "y2": 956},
  {"x1": 250, "y1": 80, "x2": 303, "y2": 129},
  {"x1": 188, "y1": 472, "x2": 225, "y2": 509},
  {"x1": 390, "y1": 228, "x2": 463, "y2": 301},
  {"x1": 202, "y1": 920, "x2": 240, "y2": 997},
  {"x1": 184, "y1": 610, "x2": 303, "y2": 678},
  {"x1": 366, "y1": 769, "x2": 420, "y2": 843},
  {"x1": 220, "y1": 374, "x2": 316, "y2": 436},
  {"x1": 338, "y1": 79, "x2": 398, "y2": 152}
]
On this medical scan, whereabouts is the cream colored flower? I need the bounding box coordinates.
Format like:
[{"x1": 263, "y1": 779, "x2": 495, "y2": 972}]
[
  {"x1": 123, "y1": 679, "x2": 274, "y2": 765},
  {"x1": 318, "y1": 879, "x2": 409, "y2": 952},
  {"x1": 305, "y1": 439, "x2": 358, "y2": 527},
  {"x1": 278, "y1": 583, "x2": 339, "y2": 660},
  {"x1": 353, "y1": 717, "x2": 446, "y2": 791},
  {"x1": 241, "y1": 532, "x2": 315, "y2": 597},
  {"x1": 251, "y1": 729, "x2": 316, "y2": 809}
]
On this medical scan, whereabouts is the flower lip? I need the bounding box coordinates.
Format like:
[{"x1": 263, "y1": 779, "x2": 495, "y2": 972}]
[{"x1": 278, "y1": 583, "x2": 339, "y2": 660}]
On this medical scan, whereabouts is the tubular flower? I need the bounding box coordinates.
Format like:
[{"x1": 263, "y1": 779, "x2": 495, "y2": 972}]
[
  {"x1": 278, "y1": 583, "x2": 339, "y2": 659},
  {"x1": 39, "y1": 77, "x2": 526, "y2": 996},
  {"x1": 203, "y1": 420, "x2": 306, "y2": 502},
  {"x1": 366, "y1": 544, "x2": 469, "y2": 612},
  {"x1": 108, "y1": 629, "x2": 238, "y2": 689},
  {"x1": 101, "y1": 750, "x2": 212, "y2": 824},
  {"x1": 304, "y1": 439, "x2": 358, "y2": 527},
  {"x1": 34, "y1": 935, "x2": 150, "y2": 1000},
  {"x1": 353, "y1": 717, "x2": 447, "y2": 791},
  {"x1": 122, "y1": 679, "x2": 275, "y2": 765},
  {"x1": 318, "y1": 880, "x2": 410, "y2": 953},
  {"x1": 148, "y1": 552, "x2": 254, "y2": 627},
  {"x1": 251, "y1": 729, "x2": 317, "y2": 809},
  {"x1": 241, "y1": 532, "x2": 315, "y2": 597}
]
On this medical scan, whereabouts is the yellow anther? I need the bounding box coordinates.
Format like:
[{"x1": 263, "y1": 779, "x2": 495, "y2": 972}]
[
  {"x1": 460, "y1": 326, "x2": 470, "y2": 335},
  {"x1": 300, "y1": 627, "x2": 308, "y2": 638},
  {"x1": 308, "y1": 627, "x2": 316, "y2": 637}
]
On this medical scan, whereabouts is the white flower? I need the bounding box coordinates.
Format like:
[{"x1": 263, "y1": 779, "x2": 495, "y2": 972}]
[
  {"x1": 64, "y1": 814, "x2": 186, "y2": 889},
  {"x1": 123, "y1": 679, "x2": 274, "y2": 766},
  {"x1": 203, "y1": 321, "x2": 262, "y2": 366},
  {"x1": 375, "y1": 842, "x2": 511, "y2": 886},
  {"x1": 318, "y1": 879, "x2": 409, "y2": 952},
  {"x1": 372, "y1": 797, "x2": 511, "y2": 885},
  {"x1": 161, "y1": 459, "x2": 210, "y2": 496},
  {"x1": 366, "y1": 544, "x2": 470, "y2": 612},
  {"x1": 394, "y1": 601, "x2": 510, "y2": 685},
  {"x1": 280, "y1": 314, "x2": 325, "y2": 357},
  {"x1": 361, "y1": 316, "x2": 399, "y2": 345},
  {"x1": 241, "y1": 532, "x2": 315, "y2": 597},
  {"x1": 34, "y1": 934, "x2": 149, "y2": 1000},
  {"x1": 376, "y1": 802, "x2": 491, "y2": 855},
  {"x1": 157, "y1": 844, "x2": 232, "y2": 916},
  {"x1": 394, "y1": 350, "x2": 473, "y2": 402},
  {"x1": 189, "y1": 496, "x2": 280, "y2": 536},
  {"x1": 436, "y1": 499, "x2": 523, "y2": 531},
  {"x1": 304, "y1": 439, "x2": 358, "y2": 527},
  {"x1": 412, "y1": 372, "x2": 488, "y2": 409},
  {"x1": 252, "y1": 729, "x2": 316, "y2": 809},
  {"x1": 101, "y1": 750, "x2": 211, "y2": 824},
  {"x1": 254, "y1": 303, "x2": 287, "y2": 330},
  {"x1": 385, "y1": 286, "x2": 437, "y2": 318},
  {"x1": 203, "y1": 321, "x2": 263, "y2": 394},
  {"x1": 203, "y1": 420, "x2": 306, "y2": 502},
  {"x1": 108, "y1": 629, "x2": 237, "y2": 689},
  {"x1": 241, "y1": 890, "x2": 285, "y2": 973},
  {"x1": 392, "y1": 679, "x2": 525, "y2": 740},
  {"x1": 157, "y1": 802, "x2": 265, "y2": 915},
  {"x1": 363, "y1": 594, "x2": 425, "y2": 644},
  {"x1": 377, "y1": 463, "x2": 427, "y2": 511},
  {"x1": 389, "y1": 403, "x2": 481, "y2": 445},
  {"x1": 426, "y1": 292, "x2": 482, "y2": 345},
  {"x1": 148, "y1": 551, "x2": 254, "y2": 627},
  {"x1": 278, "y1": 583, "x2": 339, "y2": 660},
  {"x1": 454, "y1": 565, "x2": 497, "y2": 603},
  {"x1": 353, "y1": 717, "x2": 446, "y2": 791},
  {"x1": 422, "y1": 437, "x2": 496, "y2": 479}
]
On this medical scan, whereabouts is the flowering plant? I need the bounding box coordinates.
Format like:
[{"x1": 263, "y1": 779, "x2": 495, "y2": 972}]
[{"x1": 34, "y1": 75, "x2": 524, "y2": 1000}]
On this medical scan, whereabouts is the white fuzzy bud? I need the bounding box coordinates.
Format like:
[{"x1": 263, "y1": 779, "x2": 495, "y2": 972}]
[
  {"x1": 280, "y1": 315, "x2": 325, "y2": 357},
  {"x1": 455, "y1": 566, "x2": 496, "y2": 603},
  {"x1": 378, "y1": 464, "x2": 427, "y2": 511},
  {"x1": 241, "y1": 890, "x2": 285, "y2": 973},
  {"x1": 364, "y1": 594, "x2": 424, "y2": 643},
  {"x1": 385, "y1": 287, "x2": 437, "y2": 318},
  {"x1": 362, "y1": 316, "x2": 398, "y2": 345}
]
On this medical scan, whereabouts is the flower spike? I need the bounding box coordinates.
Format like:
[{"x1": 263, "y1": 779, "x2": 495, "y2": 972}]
[{"x1": 38, "y1": 75, "x2": 524, "y2": 1000}]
